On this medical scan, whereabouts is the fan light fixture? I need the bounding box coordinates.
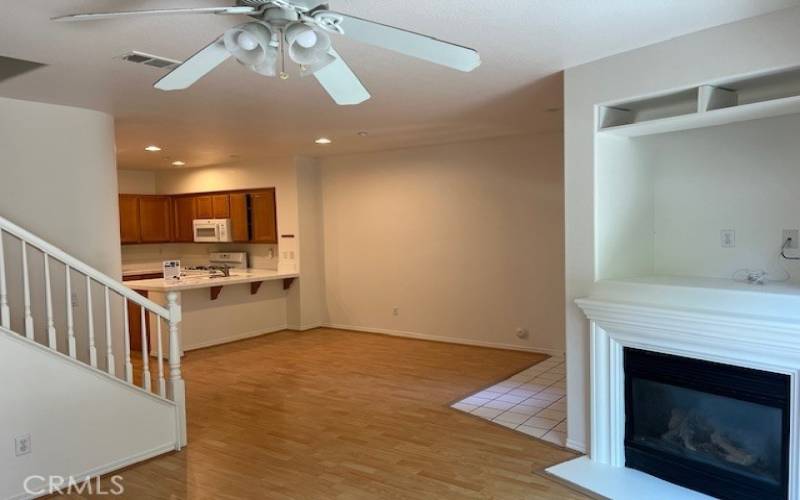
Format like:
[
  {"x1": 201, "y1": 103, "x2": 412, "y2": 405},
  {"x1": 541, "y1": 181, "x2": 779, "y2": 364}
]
[
  {"x1": 145, "y1": 145, "x2": 162, "y2": 152},
  {"x1": 315, "y1": 137, "x2": 332, "y2": 145},
  {"x1": 286, "y1": 23, "x2": 333, "y2": 70},
  {"x1": 224, "y1": 22, "x2": 278, "y2": 76},
  {"x1": 54, "y1": 1, "x2": 483, "y2": 106}
]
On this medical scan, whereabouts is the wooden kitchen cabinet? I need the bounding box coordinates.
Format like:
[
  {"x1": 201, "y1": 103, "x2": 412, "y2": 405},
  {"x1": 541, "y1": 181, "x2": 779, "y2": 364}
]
[
  {"x1": 120, "y1": 187, "x2": 279, "y2": 245},
  {"x1": 119, "y1": 195, "x2": 141, "y2": 244},
  {"x1": 229, "y1": 193, "x2": 249, "y2": 242},
  {"x1": 138, "y1": 196, "x2": 173, "y2": 243},
  {"x1": 173, "y1": 196, "x2": 196, "y2": 242},
  {"x1": 195, "y1": 196, "x2": 214, "y2": 219},
  {"x1": 212, "y1": 195, "x2": 230, "y2": 218},
  {"x1": 249, "y1": 190, "x2": 278, "y2": 243}
]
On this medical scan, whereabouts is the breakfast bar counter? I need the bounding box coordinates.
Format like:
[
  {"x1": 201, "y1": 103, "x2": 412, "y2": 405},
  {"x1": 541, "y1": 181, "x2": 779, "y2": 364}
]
[{"x1": 125, "y1": 268, "x2": 300, "y2": 351}]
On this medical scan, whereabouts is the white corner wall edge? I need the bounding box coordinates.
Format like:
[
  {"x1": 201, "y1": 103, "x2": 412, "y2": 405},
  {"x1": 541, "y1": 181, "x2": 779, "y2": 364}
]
[
  {"x1": 0, "y1": 328, "x2": 179, "y2": 499},
  {"x1": 322, "y1": 323, "x2": 565, "y2": 356},
  {"x1": 546, "y1": 456, "x2": 714, "y2": 500}
]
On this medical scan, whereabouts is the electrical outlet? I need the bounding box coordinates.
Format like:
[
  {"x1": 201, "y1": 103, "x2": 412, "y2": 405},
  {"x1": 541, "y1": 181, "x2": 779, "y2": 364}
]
[
  {"x1": 720, "y1": 229, "x2": 735, "y2": 248},
  {"x1": 70, "y1": 291, "x2": 79, "y2": 308},
  {"x1": 15, "y1": 435, "x2": 31, "y2": 456},
  {"x1": 516, "y1": 328, "x2": 530, "y2": 339},
  {"x1": 392, "y1": 307, "x2": 399, "y2": 316},
  {"x1": 783, "y1": 229, "x2": 799, "y2": 249}
]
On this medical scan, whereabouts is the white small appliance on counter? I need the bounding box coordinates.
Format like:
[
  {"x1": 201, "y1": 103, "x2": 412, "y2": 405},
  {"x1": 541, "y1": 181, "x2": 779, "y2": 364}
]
[{"x1": 193, "y1": 219, "x2": 232, "y2": 242}]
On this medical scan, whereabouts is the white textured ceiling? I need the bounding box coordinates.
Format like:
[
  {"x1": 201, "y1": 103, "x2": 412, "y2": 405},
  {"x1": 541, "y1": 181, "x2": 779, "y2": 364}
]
[{"x1": 1, "y1": 0, "x2": 797, "y2": 169}]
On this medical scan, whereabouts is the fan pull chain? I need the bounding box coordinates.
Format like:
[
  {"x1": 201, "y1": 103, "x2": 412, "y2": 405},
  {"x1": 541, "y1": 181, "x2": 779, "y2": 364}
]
[{"x1": 279, "y1": 28, "x2": 289, "y2": 80}]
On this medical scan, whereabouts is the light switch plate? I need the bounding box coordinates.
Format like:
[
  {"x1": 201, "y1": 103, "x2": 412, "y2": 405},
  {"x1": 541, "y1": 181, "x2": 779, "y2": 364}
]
[{"x1": 720, "y1": 229, "x2": 735, "y2": 248}]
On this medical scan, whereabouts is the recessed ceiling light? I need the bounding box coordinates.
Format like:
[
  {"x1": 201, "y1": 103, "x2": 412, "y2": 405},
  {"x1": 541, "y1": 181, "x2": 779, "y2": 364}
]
[
  {"x1": 315, "y1": 137, "x2": 332, "y2": 145},
  {"x1": 172, "y1": 161, "x2": 186, "y2": 167},
  {"x1": 144, "y1": 145, "x2": 162, "y2": 152}
]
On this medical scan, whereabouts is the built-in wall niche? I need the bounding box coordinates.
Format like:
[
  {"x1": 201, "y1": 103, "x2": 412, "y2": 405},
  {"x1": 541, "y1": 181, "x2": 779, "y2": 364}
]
[
  {"x1": 597, "y1": 65, "x2": 800, "y2": 138},
  {"x1": 595, "y1": 107, "x2": 800, "y2": 286}
]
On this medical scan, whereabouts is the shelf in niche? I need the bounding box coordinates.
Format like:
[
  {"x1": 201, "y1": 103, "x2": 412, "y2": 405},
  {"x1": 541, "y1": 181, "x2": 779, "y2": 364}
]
[
  {"x1": 597, "y1": 65, "x2": 800, "y2": 138},
  {"x1": 598, "y1": 93, "x2": 800, "y2": 138}
]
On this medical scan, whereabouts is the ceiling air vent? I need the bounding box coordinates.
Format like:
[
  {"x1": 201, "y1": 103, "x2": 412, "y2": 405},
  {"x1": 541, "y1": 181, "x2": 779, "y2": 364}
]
[{"x1": 119, "y1": 51, "x2": 181, "y2": 70}]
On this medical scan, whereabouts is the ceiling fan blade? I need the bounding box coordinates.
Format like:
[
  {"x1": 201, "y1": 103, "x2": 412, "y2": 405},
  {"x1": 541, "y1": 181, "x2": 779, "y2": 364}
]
[
  {"x1": 52, "y1": 6, "x2": 256, "y2": 22},
  {"x1": 154, "y1": 37, "x2": 231, "y2": 91},
  {"x1": 313, "y1": 50, "x2": 370, "y2": 106},
  {"x1": 328, "y1": 12, "x2": 481, "y2": 72}
]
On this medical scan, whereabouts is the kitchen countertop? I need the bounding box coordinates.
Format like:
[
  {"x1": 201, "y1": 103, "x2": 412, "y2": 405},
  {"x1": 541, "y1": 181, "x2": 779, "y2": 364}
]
[{"x1": 124, "y1": 268, "x2": 299, "y2": 292}]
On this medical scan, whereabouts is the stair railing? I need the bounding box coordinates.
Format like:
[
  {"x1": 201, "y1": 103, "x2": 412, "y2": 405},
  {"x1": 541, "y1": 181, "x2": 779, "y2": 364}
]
[{"x1": 0, "y1": 214, "x2": 186, "y2": 447}]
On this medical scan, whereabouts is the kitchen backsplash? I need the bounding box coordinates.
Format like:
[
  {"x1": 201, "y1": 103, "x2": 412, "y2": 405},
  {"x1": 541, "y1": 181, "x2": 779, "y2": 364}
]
[{"x1": 122, "y1": 243, "x2": 279, "y2": 273}]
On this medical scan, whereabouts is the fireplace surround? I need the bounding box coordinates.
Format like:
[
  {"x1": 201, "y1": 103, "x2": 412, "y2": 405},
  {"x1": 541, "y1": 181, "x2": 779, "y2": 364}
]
[{"x1": 547, "y1": 276, "x2": 800, "y2": 500}]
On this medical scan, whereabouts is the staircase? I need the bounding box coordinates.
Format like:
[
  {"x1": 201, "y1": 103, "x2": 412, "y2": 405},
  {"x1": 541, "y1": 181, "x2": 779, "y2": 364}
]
[{"x1": 0, "y1": 215, "x2": 186, "y2": 498}]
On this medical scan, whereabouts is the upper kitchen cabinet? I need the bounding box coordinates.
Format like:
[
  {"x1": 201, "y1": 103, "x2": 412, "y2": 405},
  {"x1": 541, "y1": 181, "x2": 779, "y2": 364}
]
[
  {"x1": 250, "y1": 189, "x2": 278, "y2": 244},
  {"x1": 119, "y1": 195, "x2": 140, "y2": 244},
  {"x1": 119, "y1": 188, "x2": 278, "y2": 245},
  {"x1": 173, "y1": 196, "x2": 196, "y2": 242},
  {"x1": 195, "y1": 195, "x2": 214, "y2": 219},
  {"x1": 138, "y1": 196, "x2": 173, "y2": 243},
  {"x1": 229, "y1": 193, "x2": 249, "y2": 242},
  {"x1": 212, "y1": 195, "x2": 230, "y2": 218}
]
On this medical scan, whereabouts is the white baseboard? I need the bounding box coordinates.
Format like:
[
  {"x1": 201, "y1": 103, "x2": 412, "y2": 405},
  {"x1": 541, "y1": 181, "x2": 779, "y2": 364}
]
[
  {"x1": 183, "y1": 324, "x2": 288, "y2": 351},
  {"x1": 566, "y1": 438, "x2": 587, "y2": 454},
  {"x1": 7, "y1": 442, "x2": 176, "y2": 500},
  {"x1": 321, "y1": 323, "x2": 565, "y2": 356}
]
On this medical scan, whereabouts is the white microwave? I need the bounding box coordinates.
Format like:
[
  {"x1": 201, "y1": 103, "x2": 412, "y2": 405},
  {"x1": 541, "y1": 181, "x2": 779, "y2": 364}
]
[{"x1": 193, "y1": 219, "x2": 233, "y2": 242}]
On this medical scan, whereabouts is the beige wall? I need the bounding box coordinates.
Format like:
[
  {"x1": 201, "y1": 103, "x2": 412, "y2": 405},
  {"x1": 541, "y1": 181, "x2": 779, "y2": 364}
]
[
  {"x1": 319, "y1": 134, "x2": 565, "y2": 353},
  {"x1": 118, "y1": 170, "x2": 156, "y2": 194}
]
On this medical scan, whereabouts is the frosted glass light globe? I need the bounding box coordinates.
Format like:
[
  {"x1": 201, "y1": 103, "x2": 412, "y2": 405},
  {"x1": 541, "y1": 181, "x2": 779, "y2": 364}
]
[
  {"x1": 237, "y1": 31, "x2": 259, "y2": 51},
  {"x1": 295, "y1": 30, "x2": 318, "y2": 49}
]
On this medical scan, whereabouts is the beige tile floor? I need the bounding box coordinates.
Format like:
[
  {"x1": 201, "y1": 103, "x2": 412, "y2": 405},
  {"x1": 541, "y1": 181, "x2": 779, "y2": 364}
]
[{"x1": 451, "y1": 355, "x2": 567, "y2": 446}]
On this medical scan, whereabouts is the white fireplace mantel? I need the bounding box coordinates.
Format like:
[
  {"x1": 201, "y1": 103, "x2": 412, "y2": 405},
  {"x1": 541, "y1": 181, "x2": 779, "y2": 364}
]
[{"x1": 548, "y1": 275, "x2": 800, "y2": 500}]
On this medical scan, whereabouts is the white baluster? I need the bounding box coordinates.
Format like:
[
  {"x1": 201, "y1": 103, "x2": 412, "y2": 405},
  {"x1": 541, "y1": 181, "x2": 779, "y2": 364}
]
[
  {"x1": 140, "y1": 307, "x2": 152, "y2": 392},
  {"x1": 0, "y1": 231, "x2": 9, "y2": 330},
  {"x1": 65, "y1": 266, "x2": 76, "y2": 358},
  {"x1": 104, "y1": 287, "x2": 115, "y2": 376},
  {"x1": 156, "y1": 318, "x2": 166, "y2": 398},
  {"x1": 21, "y1": 241, "x2": 34, "y2": 340},
  {"x1": 123, "y1": 300, "x2": 133, "y2": 384},
  {"x1": 166, "y1": 291, "x2": 186, "y2": 448},
  {"x1": 86, "y1": 276, "x2": 97, "y2": 368},
  {"x1": 44, "y1": 254, "x2": 57, "y2": 349}
]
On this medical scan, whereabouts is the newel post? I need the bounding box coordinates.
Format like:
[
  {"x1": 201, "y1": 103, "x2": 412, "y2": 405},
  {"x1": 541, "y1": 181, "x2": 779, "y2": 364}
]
[{"x1": 166, "y1": 291, "x2": 187, "y2": 448}]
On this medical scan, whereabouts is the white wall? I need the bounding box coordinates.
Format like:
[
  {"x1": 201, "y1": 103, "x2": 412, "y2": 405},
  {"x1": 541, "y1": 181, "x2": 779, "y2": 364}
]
[
  {"x1": 0, "y1": 96, "x2": 123, "y2": 371},
  {"x1": 319, "y1": 134, "x2": 565, "y2": 353},
  {"x1": 565, "y1": 6, "x2": 800, "y2": 452},
  {"x1": 650, "y1": 114, "x2": 800, "y2": 282},
  {"x1": 0, "y1": 97, "x2": 121, "y2": 277},
  {"x1": 0, "y1": 329, "x2": 177, "y2": 499}
]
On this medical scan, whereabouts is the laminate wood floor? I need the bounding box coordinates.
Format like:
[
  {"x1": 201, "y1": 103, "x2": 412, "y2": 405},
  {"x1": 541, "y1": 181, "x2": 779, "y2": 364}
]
[{"x1": 67, "y1": 328, "x2": 586, "y2": 499}]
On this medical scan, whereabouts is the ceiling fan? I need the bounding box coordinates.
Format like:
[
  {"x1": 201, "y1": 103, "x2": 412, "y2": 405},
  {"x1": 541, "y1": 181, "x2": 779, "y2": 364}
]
[{"x1": 53, "y1": 0, "x2": 482, "y2": 105}]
